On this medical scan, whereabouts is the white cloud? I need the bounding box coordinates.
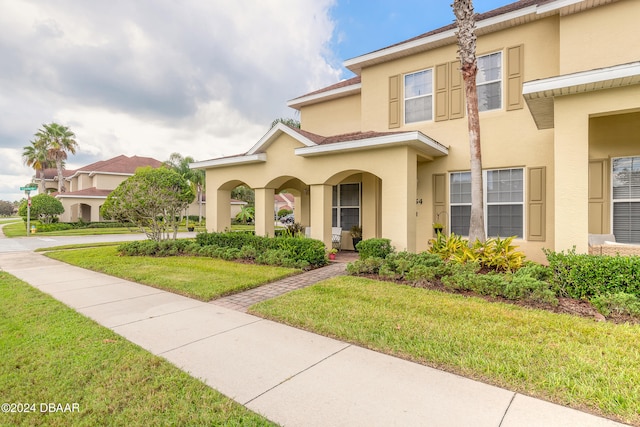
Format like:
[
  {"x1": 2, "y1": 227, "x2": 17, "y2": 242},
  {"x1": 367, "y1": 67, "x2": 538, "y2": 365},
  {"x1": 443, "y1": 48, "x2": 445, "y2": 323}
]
[{"x1": 0, "y1": 0, "x2": 343, "y2": 202}]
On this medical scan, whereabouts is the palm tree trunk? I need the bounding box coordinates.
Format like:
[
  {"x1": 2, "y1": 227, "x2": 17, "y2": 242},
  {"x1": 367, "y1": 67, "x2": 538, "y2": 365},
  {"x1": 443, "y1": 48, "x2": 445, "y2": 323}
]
[
  {"x1": 38, "y1": 168, "x2": 46, "y2": 194},
  {"x1": 463, "y1": 71, "x2": 485, "y2": 243},
  {"x1": 454, "y1": 0, "x2": 486, "y2": 243},
  {"x1": 56, "y1": 159, "x2": 65, "y2": 193}
]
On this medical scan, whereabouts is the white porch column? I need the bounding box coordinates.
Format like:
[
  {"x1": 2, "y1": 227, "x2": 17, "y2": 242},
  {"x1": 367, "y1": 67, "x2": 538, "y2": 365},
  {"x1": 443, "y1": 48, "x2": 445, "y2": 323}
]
[
  {"x1": 255, "y1": 187, "x2": 275, "y2": 237},
  {"x1": 206, "y1": 188, "x2": 231, "y2": 232},
  {"x1": 554, "y1": 97, "x2": 589, "y2": 253},
  {"x1": 310, "y1": 184, "x2": 332, "y2": 248},
  {"x1": 381, "y1": 149, "x2": 417, "y2": 252}
]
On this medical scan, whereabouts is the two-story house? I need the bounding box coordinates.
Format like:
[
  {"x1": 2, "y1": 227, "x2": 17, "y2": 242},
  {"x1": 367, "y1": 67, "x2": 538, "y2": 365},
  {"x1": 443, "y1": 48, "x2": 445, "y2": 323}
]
[
  {"x1": 37, "y1": 155, "x2": 164, "y2": 222},
  {"x1": 192, "y1": 0, "x2": 640, "y2": 262}
]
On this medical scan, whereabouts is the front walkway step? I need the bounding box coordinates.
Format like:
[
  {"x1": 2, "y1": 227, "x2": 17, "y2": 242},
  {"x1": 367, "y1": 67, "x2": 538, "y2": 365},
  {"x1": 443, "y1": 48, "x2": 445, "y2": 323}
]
[{"x1": 211, "y1": 262, "x2": 347, "y2": 312}]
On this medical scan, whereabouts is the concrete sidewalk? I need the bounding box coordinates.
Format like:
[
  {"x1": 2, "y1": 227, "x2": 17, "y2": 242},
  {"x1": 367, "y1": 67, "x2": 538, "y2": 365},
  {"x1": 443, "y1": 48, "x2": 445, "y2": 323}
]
[{"x1": 0, "y1": 251, "x2": 627, "y2": 427}]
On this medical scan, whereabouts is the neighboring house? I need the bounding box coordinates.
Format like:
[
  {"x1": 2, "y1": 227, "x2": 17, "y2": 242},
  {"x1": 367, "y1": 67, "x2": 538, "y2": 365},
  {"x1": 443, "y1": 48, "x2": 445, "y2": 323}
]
[
  {"x1": 37, "y1": 155, "x2": 164, "y2": 223},
  {"x1": 275, "y1": 193, "x2": 295, "y2": 214},
  {"x1": 192, "y1": 0, "x2": 640, "y2": 262}
]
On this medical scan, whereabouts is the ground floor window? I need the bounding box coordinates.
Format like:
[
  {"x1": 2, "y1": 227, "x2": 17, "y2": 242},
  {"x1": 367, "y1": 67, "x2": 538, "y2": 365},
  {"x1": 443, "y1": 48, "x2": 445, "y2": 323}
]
[
  {"x1": 332, "y1": 183, "x2": 360, "y2": 231},
  {"x1": 612, "y1": 156, "x2": 640, "y2": 243},
  {"x1": 450, "y1": 168, "x2": 524, "y2": 238}
]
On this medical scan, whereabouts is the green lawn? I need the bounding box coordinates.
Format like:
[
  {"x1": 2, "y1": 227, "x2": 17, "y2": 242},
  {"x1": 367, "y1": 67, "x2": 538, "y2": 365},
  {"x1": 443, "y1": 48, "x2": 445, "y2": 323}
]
[
  {"x1": 45, "y1": 246, "x2": 299, "y2": 301},
  {"x1": 1, "y1": 221, "x2": 139, "y2": 238},
  {"x1": 0, "y1": 272, "x2": 275, "y2": 427},
  {"x1": 250, "y1": 276, "x2": 640, "y2": 425}
]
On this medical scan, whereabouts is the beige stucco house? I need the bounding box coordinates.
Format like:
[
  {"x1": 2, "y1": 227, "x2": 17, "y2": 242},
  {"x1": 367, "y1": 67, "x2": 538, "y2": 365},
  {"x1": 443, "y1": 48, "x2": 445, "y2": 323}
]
[
  {"x1": 37, "y1": 155, "x2": 164, "y2": 222},
  {"x1": 192, "y1": 0, "x2": 640, "y2": 263}
]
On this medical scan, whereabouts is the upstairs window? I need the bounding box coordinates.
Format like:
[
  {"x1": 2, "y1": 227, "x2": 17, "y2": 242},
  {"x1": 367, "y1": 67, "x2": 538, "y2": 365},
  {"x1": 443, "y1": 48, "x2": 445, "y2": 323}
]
[
  {"x1": 477, "y1": 52, "x2": 502, "y2": 111},
  {"x1": 404, "y1": 69, "x2": 433, "y2": 123}
]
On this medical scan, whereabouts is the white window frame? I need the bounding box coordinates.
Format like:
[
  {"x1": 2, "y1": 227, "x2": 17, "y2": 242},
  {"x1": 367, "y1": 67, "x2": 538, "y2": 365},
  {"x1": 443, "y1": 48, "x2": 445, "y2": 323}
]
[
  {"x1": 332, "y1": 182, "x2": 361, "y2": 229},
  {"x1": 611, "y1": 156, "x2": 640, "y2": 243},
  {"x1": 404, "y1": 68, "x2": 434, "y2": 124},
  {"x1": 476, "y1": 51, "x2": 503, "y2": 112},
  {"x1": 449, "y1": 167, "x2": 525, "y2": 238}
]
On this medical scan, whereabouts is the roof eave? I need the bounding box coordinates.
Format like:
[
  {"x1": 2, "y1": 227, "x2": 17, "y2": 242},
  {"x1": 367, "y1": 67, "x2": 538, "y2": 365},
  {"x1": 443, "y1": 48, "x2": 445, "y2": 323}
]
[
  {"x1": 344, "y1": 5, "x2": 538, "y2": 75},
  {"x1": 190, "y1": 153, "x2": 267, "y2": 170},
  {"x1": 287, "y1": 83, "x2": 362, "y2": 110},
  {"x1": 523, "y1": 61, "x2": 640, "y2": 129},
  {"x1": 294, "y1": 131, "x2": 449, "y2": 158}
]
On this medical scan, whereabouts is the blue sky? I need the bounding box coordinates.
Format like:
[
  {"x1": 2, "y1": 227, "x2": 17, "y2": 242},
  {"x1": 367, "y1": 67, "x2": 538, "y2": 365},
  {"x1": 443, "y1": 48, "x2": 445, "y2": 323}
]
[
  {"x1": 1, "y1": 0, "x2": 517, "y2": 202},
  {"x1": 331, "y1": 0, "x2": 515, "y2": 74}
]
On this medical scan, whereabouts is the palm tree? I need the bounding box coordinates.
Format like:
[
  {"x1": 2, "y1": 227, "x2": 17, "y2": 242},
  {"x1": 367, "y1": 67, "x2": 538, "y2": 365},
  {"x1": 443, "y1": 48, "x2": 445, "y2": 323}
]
[
  {"x1": 165, "y1": 152, "x2": 206, "y2": 224},
  {"x1": 35, "y1": 123, "x2": 78, "y2": 193},
  {"x1": 453, "y1": 0, "x2": 485, "y2": 243},
  {"x1": 22, "y1": 139, "x2": 51, "y2": 194}
]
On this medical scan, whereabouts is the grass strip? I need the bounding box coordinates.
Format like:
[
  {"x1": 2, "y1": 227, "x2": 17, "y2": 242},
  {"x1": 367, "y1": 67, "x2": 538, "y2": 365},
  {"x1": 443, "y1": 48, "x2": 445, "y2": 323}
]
[
  {"x1": 45, "y1": 246, "x2": 299, "y2": 301},
  {"x1": 250, "y1": 276, "x2": 640, "y2": 425},
  {"x1": 0, "y1": 272, "x2": 275, "y2": 426}
]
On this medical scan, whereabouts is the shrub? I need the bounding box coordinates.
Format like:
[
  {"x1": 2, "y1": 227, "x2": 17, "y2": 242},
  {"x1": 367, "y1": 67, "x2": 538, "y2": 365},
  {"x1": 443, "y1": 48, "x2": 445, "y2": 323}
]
[
  {"x1": 195, "y1": 231, "x2": 326, "y2": 268},
  {"x1": 272, "y1": 237, "x2": 326, "y2": 267},
  {"x1": 346, "y1": 257, "x2": 385, "y2": 275},
  {"x1": 404, "y1": 265, "x2": 439, "y2": 283},
  {"x1": 356, "y1": 238, "x2": 394, "y2": 260},
  {"x1": 503, "y1": 273, "x2": 558, "y2": 305},
  {"x1": 117, "y1": 239, "x2": 196, "y2": 256},
  {"x1": 371, "y1": 251, "x2": 443, "y2": 280},
  {"x1": 36, "y1": 223, "x2": 74, "y2": 232},
  {"x1": 277, "y1": 208, "x2": 292, "y2": 218},
  {"x1": 428, "y1": 233, "x2": 468, "y2": 261},
  {"x1": 238, "y1": 245, "x2": 258, "y2": 260},
  {"x1": 430, "y1": 234, "x2": 526, "y2": 272},
  {"x1": 591, "y1": 293, "x2": 640, "y2": 317},
  {"x1": 196, "y1": 231, "x2": 262, "y2": 250},
  {"x1": 544, "y1": 248, "x2": 640, "y2": 299}
]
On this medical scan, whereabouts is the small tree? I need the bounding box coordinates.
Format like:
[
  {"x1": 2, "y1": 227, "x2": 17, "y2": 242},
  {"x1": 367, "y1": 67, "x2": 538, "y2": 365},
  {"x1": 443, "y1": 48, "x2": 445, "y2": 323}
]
[
  {"x1": 270, "y1": 118, "x2": 300, "y2": 129},
  {"x1": 0, "y1": 200, "x2": 15, "y2": 216},
  {"x1": 235, "y1": 206, "x2": 255, "y2": 225},
  {"x1": 101, "y1": 167, "x2": 195, "y2": 241},
  {"x1": 18, "y1": 194, "x2": 64, "y2": 224}
]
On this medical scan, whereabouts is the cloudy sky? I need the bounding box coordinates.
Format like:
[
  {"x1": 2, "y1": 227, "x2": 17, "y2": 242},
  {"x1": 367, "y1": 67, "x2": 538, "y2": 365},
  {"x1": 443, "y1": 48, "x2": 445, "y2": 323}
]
[{"x1": 0, "y1": 0, "x2": 511, "y2": 202}]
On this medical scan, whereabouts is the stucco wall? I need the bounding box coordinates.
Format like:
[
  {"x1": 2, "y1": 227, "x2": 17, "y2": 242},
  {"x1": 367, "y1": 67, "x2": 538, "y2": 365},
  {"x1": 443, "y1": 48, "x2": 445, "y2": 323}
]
[
  {"x1": 300, "y1": 94, "x2": 361, "y2": 136},
  {"x1": 559, "y1": 0, "x2": 640, "y2": 75}
]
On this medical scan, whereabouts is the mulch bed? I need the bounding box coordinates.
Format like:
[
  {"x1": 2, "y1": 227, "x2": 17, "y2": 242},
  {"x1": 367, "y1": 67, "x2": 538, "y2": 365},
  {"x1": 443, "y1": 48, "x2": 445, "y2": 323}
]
[{"x1": 356, "y1": 273, "x2": 639, "y2": 325}]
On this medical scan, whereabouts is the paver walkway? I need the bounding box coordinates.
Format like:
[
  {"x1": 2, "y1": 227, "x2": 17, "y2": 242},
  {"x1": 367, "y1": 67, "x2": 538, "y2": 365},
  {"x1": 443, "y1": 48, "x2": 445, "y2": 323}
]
[{"x1": 212, "y1": 262, "x2": 347, "y2": 312}]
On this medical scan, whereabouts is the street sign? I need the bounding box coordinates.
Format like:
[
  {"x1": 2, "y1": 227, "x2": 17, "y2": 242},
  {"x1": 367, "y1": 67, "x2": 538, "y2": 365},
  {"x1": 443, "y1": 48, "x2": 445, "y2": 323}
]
[{"x1": 20, "y1": 186, "x2": 38, "y2": 191}]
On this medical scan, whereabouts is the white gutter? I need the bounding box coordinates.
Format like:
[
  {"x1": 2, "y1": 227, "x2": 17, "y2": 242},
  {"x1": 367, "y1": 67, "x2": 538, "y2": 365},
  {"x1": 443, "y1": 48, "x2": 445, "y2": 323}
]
[
  {"x1": 287, "y1": 82, "x2": 362, "y2": 109},
  {"x1": 295, "y1": 132, "x2": 448, "y2": 157},
  {"x1": 523, "y1": 61, "x2": 640, "y2": 96},
  {"x1": 190, "y1": 153, "x2": 267, "y2": 169}
]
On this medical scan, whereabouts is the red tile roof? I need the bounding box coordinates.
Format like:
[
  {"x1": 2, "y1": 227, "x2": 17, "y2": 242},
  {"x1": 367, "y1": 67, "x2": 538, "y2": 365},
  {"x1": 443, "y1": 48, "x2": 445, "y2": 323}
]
[
  {"x1": 289, "y1": 127, "x2": 406, "y2": 146},
  {"x1": 76, "y1": 155, "x2": 163, "y2": 174},
  {"x1": 42, "y1": 155, "x2": 163, "y2": 179}
]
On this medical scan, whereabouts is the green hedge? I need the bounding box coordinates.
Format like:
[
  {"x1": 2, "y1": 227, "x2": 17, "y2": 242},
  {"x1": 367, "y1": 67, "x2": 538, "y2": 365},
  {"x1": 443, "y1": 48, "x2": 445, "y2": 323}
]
[
  {"x1": 544, "y1": 249, "x2": 640, "y2": 299},
  {"x1": 120, "y1": 232, "x2": 328, "y2": 268}
]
